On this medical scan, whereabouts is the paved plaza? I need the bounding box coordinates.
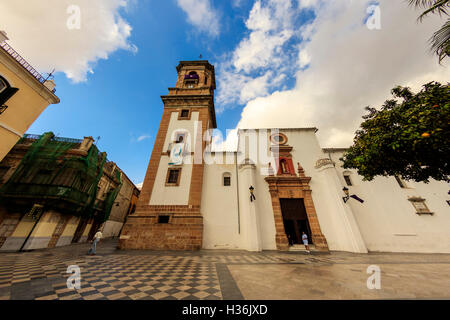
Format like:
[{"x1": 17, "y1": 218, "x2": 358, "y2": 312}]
[{"x1": 0, "y1": 239, "x2": 449, "y2": 300}]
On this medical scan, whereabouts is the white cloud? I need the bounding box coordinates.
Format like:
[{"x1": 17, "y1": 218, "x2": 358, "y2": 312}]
[
  {"x1": 298, "y1": 0, "x2": 318, "y2": 9},
  {"x1": 225, "y1": 0, "x2": 449, "y2": 147},
  {"x1": 0, "y1": 0, "x2": 136, "y2": 83},
  {"x1": 176, "y1": 0, "x2": 220, "y2": 37},
  {"x1": 137, "y1": 134, "x2": 151, "y2": 142},
  {"x1": 217, "y1": 0, "x2": 298, "y2": 109}
]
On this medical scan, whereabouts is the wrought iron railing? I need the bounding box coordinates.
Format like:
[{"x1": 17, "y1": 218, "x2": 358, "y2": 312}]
[
  {"x1": 0, "y1": 42, "x2": 57, "y2": 94},
  {"x1": 21, "y1": 134, "x2": 82, "y2": 144}
]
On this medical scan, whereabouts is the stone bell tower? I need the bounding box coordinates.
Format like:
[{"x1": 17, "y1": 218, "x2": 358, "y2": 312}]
[{"x1": 119, "y1": 61, "x2": 216, "y2": 250}]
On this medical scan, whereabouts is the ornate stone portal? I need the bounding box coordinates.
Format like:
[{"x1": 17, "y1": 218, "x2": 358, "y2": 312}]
[{"x1": 265, "y1": 160, "x2": 329, "y2": 251}]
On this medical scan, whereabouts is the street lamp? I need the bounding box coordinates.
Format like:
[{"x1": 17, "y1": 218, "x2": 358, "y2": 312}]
[
  {"x1": 342, "y1": 186, "x2": 365, "y2": 203},
  {"x1": 342, "y1": 187, "x2": 350, "y2": 203},
  {"x1": 249, "y1": 186, "x2": 256, "y2": 202}
]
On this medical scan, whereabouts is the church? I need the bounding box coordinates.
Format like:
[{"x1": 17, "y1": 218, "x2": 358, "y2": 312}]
[{"x1": 119, "y1": 60, "x2": 450, "y2": 254}]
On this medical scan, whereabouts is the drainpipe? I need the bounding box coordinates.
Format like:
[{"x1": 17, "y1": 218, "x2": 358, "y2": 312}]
[{"x1": 235, "y1": 152, "x2": 241, "y2": 234}]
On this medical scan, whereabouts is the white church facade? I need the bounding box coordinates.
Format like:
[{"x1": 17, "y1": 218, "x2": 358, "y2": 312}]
[{"x1": 119, "y1": 60, "x2": 450, "y2": 254}]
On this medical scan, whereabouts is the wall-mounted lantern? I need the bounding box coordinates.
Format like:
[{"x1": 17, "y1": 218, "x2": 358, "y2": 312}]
[
  {"x1": 249, "y1": 186, "x2": 256, "y2": 202},
  {"x1": 342, "y1": 187, "x2": 350, "y2": 203},
  {"x1": 342, "y1": 187, "x2": 364, "y2": 204}
]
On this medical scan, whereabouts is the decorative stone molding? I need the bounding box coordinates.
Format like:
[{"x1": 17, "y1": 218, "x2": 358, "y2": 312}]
[
  {"x1": 315, "y1": 158, "x2": 335, "y2": 169},
  {"x1": 239, "y1": 158, "x2": 256, "y2": 170},
  {"x1": 408, "y1": 196, "x2": 433, "y2": 215},
  {"x1": 264, "y1": 174, "x2": 329, "y2": 252}
]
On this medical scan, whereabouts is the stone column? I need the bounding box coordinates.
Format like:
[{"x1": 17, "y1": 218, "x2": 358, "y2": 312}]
[
  {"x1": 239, "y1": 159, "x2": 262, "y2": 252},
  {"x1": 315, "y1": 158, "x2": 368, "y2": 253}
]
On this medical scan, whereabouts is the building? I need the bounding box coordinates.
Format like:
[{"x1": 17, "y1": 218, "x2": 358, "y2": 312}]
[
  {"x1": 0, "y1": 31, "x2": 60, "y2": 162},
  {"x1": 119, "y1": 60, "x2": 450, "y2": 254},
  {"x1": 0, "y1": 132, "x2": 140, "y2": 251}
]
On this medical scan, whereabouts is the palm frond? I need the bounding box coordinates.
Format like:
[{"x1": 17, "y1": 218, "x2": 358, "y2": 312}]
[
  {"x1": 429, "y1": 20, "x2": 450, "y2": 62},
  {"x1": 408, "y1": 0, "x2": 450, "y2": 21}
]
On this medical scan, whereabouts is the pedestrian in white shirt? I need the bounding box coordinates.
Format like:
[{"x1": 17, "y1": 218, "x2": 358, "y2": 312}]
[{"x1": 88, "y1": 230, "x2": 103, "y2": 255}]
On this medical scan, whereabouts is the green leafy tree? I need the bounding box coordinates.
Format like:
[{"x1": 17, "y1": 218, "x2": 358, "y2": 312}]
[
  {"x1": 341, "y1": 82, "x2": 450, "y2": 183},
  {"x1": 408, "y1": 0, "x2": 450, "y2": 62}
]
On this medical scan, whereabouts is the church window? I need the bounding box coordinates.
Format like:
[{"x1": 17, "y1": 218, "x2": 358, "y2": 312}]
[
  {"x1": 408, "y1": 197, "x2": 432, "y2": 215},
  {"x1": 223, "y1": 173, "x2": 231, "y2": 186},
  {"x1": 270, "y1": 133, "x2": 288, "y2": 145},
  {"x1": 395, "y1": 175, "x2": 407, "y2": 188},
  {"x1": 158, "y1": 215, "x2": 170, "y2": 224},
  {"x1": 344, "y1": 174, "x2": 352, "y2": 186},
  {"x1": 184, "y1": 71, "x2": 199, "y2": 88},
  {"x1": 166, "y1": 168, "x2": 181, "y2": 186},
  {"x1": 180, "y1": 109, "x2": 189, "y2": 118},
  {"x1": 176, "y1": 133, "x2": 185, "y2": 143}
]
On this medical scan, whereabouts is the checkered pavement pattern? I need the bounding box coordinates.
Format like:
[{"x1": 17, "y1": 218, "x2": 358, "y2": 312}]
[{"x1": 0, "y1": 240, "x2": 318, "y2": 300}]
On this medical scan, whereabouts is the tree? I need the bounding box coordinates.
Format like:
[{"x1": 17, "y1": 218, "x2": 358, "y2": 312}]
[
  {"x1": 408, "y1": 0, "x2": 450, "y2": 62},
  {"x1": 341, "y1": 82, "x2": 450, "y2": 183}
]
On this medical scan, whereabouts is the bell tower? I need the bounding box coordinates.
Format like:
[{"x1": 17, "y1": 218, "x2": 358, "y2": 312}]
[{"x1": 119, "y1": 61, "x2": 216, "y2": 250}]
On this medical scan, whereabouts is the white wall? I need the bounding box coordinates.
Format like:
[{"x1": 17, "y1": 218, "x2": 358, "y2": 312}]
[
  {"x1": 199, "y1": 127, "x2": 449, "y2": 254},
  {"x1": 201, "y1": 153, "x2": 242, "y2": 249},
  {"x1": 328, "y1": 150, "x2": 450, "y2": 253}
]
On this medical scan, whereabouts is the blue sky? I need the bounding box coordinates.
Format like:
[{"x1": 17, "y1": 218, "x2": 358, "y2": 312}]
[
  {"x1": 26, "y1": 0, "x2": 315, "y2": 184},
  {"x1": 2, "y1": 0, "x2": 447, "y2": 185}
]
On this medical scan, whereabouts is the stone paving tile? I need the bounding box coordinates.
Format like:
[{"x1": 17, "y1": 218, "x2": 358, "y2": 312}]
[{"x1": 0, "y1": 239, "x2": 449, "y2": 300}]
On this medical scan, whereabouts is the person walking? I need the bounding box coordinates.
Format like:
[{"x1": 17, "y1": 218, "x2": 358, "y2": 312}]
[
  {"x1": 302, "y1": 232, "x2": 310, "y2": 253},
  {"x1": 88, "y1": 230, "x2": 103, "y2": 255}
]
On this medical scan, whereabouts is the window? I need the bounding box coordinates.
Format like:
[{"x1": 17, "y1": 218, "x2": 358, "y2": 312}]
[
  {"x1": 344, "y1": 175, "x2": 352, "y2": 186},
  {"x1": 0, "y1": 76, "x2": 19, "y2": 107},
  {"x1": 158, "y1": 215, "x2": 170, "y2": 224},
  {"x1": 270, "y1": 133, "x2": 288, "y2": 145},
  {"x1": 0, "y1": 78, "x2": 6, "y2": 93},
  {"x1": 408, "y1": 197, "x2": 432, "y2": 215},
  {"x1": 176, "y1": 133, "x2": 185, "y2": 143},
  {"x1": 204, "y1": 76, "x2": 208, "y2": 85},
  {"x1": 180, "y1": 109, "x2": 189, "y2": 118},
  {"x1": 166, "y1": 168, "x2": 181, "y2": 186},
  {"x1": 223, "y1": 173, "x2": 231, "y2": 186},
  {"x1": 395, "y1": 175, "x2": 407, "y2": 188},
  {"x1": 184, "y1": 72, "x2": 198, "y2": 88}
]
